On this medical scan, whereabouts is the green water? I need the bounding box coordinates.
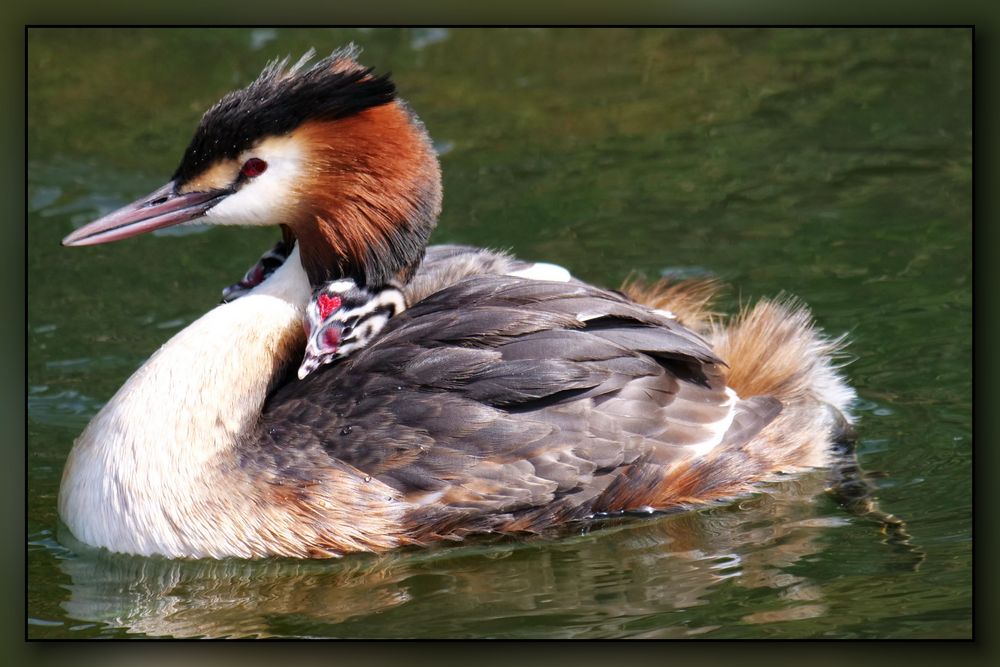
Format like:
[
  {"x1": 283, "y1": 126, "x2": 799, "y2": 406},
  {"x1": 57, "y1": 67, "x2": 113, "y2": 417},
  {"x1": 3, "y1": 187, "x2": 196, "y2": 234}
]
[{"x1": 27, "y1": 28, "x2": 971, "y2": 639}]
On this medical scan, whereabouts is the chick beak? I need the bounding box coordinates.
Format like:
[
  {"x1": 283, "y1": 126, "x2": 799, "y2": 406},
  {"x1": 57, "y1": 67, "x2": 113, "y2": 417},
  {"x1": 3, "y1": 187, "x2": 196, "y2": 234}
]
[
  {"x1": 61, "y1": 181, "x2": 230, "y2": 247},
  {"x1": 297, "y1": 326, "x2": 342, "y2": 380}
]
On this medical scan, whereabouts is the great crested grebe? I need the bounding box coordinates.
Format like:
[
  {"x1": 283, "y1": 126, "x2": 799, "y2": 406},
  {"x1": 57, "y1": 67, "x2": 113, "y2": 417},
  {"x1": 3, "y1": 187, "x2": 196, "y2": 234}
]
[{"x1": 58, "y1": 47, "x2": 856, "y2": 559}]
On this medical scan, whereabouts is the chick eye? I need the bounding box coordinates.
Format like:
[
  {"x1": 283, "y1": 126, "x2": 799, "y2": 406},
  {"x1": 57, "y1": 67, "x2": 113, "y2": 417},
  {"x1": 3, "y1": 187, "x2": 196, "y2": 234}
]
[
  {"x1": 240, "y1": 157, "x2": 268, "y2": 178},
  {"x1": 323, "y1": 328, "x2": 341, "y2": 349}
]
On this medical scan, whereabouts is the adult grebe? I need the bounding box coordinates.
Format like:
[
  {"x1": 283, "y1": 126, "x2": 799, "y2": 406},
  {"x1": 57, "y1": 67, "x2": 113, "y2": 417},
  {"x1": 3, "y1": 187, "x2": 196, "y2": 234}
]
[{"x1": 58, "y1": 47, "x2": 856, "y2": 559}]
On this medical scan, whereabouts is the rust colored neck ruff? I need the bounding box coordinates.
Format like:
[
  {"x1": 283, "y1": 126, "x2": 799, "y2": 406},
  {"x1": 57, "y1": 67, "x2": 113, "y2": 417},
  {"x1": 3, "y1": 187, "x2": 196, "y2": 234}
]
[{"x1": 290, "y1": 101, "x2": 442, "y2": 288}]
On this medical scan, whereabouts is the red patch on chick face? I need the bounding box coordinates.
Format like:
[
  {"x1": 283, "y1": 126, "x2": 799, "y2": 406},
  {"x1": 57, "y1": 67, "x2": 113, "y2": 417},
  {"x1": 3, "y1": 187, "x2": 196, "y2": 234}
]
[{"x1": 317, "y1": 294, "x2": 342, "y2": 319}]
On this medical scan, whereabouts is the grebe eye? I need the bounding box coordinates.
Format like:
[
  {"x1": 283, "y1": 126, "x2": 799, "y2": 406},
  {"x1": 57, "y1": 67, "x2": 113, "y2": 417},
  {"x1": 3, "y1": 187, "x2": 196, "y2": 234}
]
[{"x1": 240, "y1": 157, "x2": 268, "y2": 178}]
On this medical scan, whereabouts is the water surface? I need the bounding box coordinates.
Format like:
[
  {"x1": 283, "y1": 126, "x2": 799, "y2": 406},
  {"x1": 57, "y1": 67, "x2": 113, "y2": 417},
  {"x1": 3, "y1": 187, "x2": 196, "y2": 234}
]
[{"x1": 27, "y1": 28, "x2": 971, "y2": 639}]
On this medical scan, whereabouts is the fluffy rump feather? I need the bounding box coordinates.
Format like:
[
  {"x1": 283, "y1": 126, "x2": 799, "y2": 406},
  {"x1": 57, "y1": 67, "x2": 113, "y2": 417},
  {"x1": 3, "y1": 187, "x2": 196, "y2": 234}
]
[
  {"x1": 708, "y1": 297, "x2": 855, "y2": 419},
  {"x1": 618, "y1": 276, "x2": 722, "y2": 332}
]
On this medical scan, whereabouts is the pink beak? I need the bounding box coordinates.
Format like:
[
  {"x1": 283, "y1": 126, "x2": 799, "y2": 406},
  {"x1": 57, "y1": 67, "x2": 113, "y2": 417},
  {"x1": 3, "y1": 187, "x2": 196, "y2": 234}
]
[{"x1": 61, "y1": 181, "x2": 230, "y2": 247}]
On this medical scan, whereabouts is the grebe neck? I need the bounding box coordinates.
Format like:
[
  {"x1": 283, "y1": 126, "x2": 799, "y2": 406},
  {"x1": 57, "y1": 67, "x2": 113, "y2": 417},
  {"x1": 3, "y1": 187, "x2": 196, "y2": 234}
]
[{"x1": 58, "y1": 246, "x2": 310, "y2": 557}]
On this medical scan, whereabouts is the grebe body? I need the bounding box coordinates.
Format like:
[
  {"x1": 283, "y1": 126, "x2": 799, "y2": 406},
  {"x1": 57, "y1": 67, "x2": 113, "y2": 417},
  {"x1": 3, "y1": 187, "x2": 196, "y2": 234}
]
[{"x1": 58, "y1": 48, "x2": 855, "y2": 559}]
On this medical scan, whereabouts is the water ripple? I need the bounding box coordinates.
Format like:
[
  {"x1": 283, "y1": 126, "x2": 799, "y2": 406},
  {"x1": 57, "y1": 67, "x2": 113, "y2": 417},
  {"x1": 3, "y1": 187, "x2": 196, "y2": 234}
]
[{"x1": 28, "y1": 390, "x2": 104, "y2": 428}]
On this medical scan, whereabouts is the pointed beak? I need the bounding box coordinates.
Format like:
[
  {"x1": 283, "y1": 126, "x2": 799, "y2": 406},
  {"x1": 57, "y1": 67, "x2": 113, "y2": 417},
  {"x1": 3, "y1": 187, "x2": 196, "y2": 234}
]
[
  {"x1": 297, "y1": 347, "x2": 335, "y2": 380},
  {"x1": 298, "y1": 326, "x2": 342, "y2": 380},
  {"x1": 61, "y1": 181, "x2": 230, "y2": 247},
  {"x1": 297, "y1": 358, "x2": 321, "y2": 381}
]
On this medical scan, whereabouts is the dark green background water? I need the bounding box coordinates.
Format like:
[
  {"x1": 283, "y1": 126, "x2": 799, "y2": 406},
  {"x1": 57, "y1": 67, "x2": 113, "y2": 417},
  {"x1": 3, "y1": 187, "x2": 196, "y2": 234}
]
[{"x1": 27, "y1": 28, "x2": 971, "y2": 639}]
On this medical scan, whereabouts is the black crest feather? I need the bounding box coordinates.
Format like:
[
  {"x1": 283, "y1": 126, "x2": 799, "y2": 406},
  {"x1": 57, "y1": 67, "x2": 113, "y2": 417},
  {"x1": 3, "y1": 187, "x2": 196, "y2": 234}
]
[{"x1": 172, "y1": 46, "x2": 396, "y2": 185}]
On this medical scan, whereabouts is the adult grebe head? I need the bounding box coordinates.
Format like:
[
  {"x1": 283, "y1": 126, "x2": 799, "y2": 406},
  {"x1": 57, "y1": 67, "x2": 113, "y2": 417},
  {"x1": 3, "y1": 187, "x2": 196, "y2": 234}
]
[{"x1": 61, "y1": 46, "x2": 442, "y2": 288}]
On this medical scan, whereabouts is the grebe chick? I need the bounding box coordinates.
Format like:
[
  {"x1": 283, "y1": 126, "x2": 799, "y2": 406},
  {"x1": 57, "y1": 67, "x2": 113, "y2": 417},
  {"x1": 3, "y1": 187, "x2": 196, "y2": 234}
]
[
  {"x1": 299, "y1": 278, "x2": 406, "y2": 379},
  {"x1": 221, "y1": 239, "x2": 292, "y2": 303}
]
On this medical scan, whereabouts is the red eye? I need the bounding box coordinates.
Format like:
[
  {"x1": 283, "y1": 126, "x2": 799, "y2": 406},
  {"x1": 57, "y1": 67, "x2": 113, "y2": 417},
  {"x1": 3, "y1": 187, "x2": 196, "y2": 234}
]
[
  {"x1": 241, "y1": 157, "x2": 268, "y2": 178},
  {"x1": 317, "y1": 294, "x2": 342, "y2": 319}
]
